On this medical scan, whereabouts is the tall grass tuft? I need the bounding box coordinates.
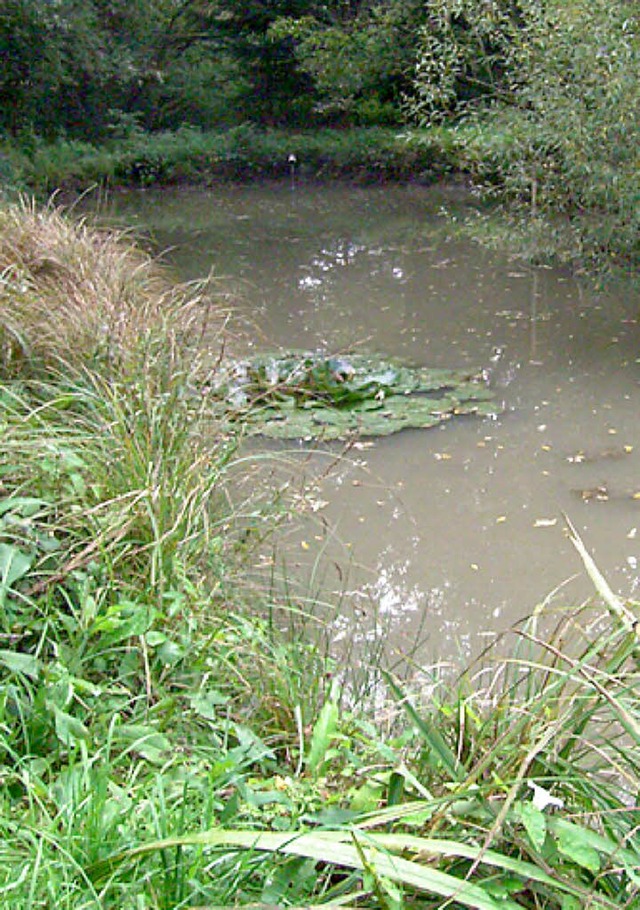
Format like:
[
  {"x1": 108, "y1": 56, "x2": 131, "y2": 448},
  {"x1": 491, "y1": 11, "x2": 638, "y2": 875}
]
[
  {"x1": 0, "y1": 197, "x2": 227, "y2": 379},
  {"x1": 0, "y1": 199, "x2": 336, "y2": 907}
]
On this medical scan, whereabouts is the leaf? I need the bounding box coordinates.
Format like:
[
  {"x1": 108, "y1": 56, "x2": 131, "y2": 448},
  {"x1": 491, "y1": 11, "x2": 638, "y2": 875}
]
[
  {"x1": 564, "y1": 514, "x2": 639, "y2": 637},
  {"x1": 214, "y1": 352, "x2": 498, "y2": 440},
  {"x1": 0, "y1": 497, "x2": 47, "y2": 518},
  {"x1": 548, "y1": 817, "x2": 638, "y2": 872},
  {"x1": 91, "y1": 829, "x2": 522, "y2": 910},
  {"x1": 353, "y1": 833, "x2": 404, "y2": 910},
  {"x1": 554, "y1": 824, "x2": 601, "y2": 873},
  {"x1": 0, "y1": 543, "x2": 33, "y2": 589},
  {"x1": 307, "y1": 680, "x2": 340, "y2": 775},
  {"x1": 190, "y1": 689, "x2": 228, "y2": 721},
  {"x1": 349, "y1": 781, "x2": 385, "y2": 813},
  {"x1": 90, "y1": 827, "x2": 614, "y2": 908},
  {"x1": 513, "y1": 801, "x2": 547, "y2": 851},
  {"x1": 0, "y1": 649, "x2": 40, "y2": 679},
  {"x1": 114, "y1": 724, "x2": 171, "y2": 764},
  {"x1": 385, "y1": 674, "x2": 463, "y2": 782},
  {"x1": 51, "y1": 704, "x2": 90, "y2": 745}
]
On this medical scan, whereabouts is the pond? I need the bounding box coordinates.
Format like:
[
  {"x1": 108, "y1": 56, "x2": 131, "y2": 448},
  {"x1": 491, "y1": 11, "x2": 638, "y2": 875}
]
[{"x1": 96, "y1": 181, "x2": 640, "y2": 666}]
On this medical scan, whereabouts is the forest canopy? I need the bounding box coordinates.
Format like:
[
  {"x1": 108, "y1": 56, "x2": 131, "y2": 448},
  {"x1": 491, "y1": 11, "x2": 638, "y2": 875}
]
[{"x1": 2, "y1": 1, "x2": 636, "y2": 138}]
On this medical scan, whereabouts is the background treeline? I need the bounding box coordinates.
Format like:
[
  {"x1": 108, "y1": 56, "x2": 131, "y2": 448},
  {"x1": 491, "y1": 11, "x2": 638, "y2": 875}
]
[
  {"x1": 1, "y1": 0, "x2": 638, "y2": 267},
  {"x1": 0, "y1": 0, "x2": 423, "y2": 138}
]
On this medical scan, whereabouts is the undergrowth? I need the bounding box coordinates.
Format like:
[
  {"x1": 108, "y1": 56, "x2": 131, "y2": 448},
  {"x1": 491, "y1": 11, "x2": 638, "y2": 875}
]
[
  {"x1": 0, "y1": 199, "x2": 638, "y2": 908},
  {"x1": 0, "y1": 126, "x2": 459, "y2": 195}
]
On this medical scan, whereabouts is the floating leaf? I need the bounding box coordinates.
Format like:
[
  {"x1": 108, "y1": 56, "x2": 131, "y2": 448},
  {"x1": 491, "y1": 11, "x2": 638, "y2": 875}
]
[{"x1": 211, "y1": 352, "x2": 498, "y2": 440}]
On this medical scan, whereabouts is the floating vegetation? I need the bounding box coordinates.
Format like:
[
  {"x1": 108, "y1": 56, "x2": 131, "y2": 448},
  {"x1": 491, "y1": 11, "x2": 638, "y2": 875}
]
[{"x1": 212, "y1": 351, "x2": 498, "y2": 440}]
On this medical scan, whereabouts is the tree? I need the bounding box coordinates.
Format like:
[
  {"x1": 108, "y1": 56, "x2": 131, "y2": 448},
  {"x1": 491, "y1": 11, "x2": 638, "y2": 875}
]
[{"x1": 271, "y1": 0, "x2": 425, "y2": 124}]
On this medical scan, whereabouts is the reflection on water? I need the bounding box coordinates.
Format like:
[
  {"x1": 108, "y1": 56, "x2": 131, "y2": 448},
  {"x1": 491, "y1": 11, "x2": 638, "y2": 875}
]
[{"x1": 94, "y1": 182, "x2": 640, "y2": 664}]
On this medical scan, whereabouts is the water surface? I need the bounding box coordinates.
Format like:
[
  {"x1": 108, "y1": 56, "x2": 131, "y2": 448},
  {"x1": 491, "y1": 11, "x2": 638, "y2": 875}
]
[{"x1": 97, "y1": 182, "x2": 640, "y2": 664}]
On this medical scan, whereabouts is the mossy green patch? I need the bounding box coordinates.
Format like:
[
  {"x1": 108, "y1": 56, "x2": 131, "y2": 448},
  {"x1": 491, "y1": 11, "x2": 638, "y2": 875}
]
[{"x1": 213, "y1": 352, "x2": 498, "y2": 440}]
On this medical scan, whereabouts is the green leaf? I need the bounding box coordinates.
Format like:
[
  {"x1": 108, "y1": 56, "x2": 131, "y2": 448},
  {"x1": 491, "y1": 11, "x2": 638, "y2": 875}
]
[
  {"x1": 190, "y1": 689, "x2": 228, "y2": 721},
  {"x1": 214, "y1": 352, "x2": 498, "y2": 440},
  {"x1": 51, "y1": 705, "x2": 90, "y2": 745},
  {"x1": 385, "y1": 674, "x2": 463, "y2": 781},
  {"x1": 0, "y1": 497, "x2": 47, "y2": 518},
  {"x1": 513, "y1": 800, "x2": 547, "y2": 852},
  {"x1": 554, "y1": 825, "x2": 601, "y2": 874},
  {"x1": 91, "y1": 827, "x2": 616, "y2": 908},
  {"x1": 349, "y1": 781, "x2": 385, "y2": 813},
  {"x1": 306, "y1": 680, "x2": 340, "y2": 776},
  {"x1": 0, "y1": 649, "x2": 40, "y2": 679},
  {"x1": 387, "y1": 771, "x2": 405, "y2": 806},
  {"x1": 91, "y1": 829, "x2": 522, "y2": 910},
  {"x1": 548, "y1": 817, "x2": 638, "y2": 871},
  {"x1": 114, "y1": 724, "x2": 171, "y2": 764},
  {"x1": 0, "y1": 543, "x2": 32, "y2": 589}
]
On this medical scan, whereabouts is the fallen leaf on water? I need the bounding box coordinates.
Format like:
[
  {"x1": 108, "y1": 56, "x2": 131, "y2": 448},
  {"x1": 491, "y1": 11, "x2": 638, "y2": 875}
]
[
  {"x1": 580, "y1": 485, "x2": 609, "y2": 502},
  {"x1": 534, "y1": 518, "x2": 557, "y2": 528}
]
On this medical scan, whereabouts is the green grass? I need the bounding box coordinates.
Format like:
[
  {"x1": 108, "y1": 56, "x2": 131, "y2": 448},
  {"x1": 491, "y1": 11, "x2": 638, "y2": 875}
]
[
  {"x1": 1, "y1": 200, "x2": 639, "y2": 908},
  {"x1": 0, "y1": 125, "x2": 462, "y2": 194}
]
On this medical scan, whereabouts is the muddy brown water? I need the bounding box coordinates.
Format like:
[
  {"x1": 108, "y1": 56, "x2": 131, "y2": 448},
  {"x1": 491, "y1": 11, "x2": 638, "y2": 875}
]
[{"x1": 95, "y1": 182, "x2": 640, "y2": 666}]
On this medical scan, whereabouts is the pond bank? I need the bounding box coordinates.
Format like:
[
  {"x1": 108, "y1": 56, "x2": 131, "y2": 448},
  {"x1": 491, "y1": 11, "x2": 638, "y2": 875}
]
[
  {"x1": 1, "y1": 126, "x2": 462, "y2": 193},
  {"x1": 4, "y1": 123, "x2": 637, "y2": 279}
]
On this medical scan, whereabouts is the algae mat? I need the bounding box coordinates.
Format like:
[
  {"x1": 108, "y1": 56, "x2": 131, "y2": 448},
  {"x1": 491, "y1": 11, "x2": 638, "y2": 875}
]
[{"x1": 213, "y1": 352, "x2": 498, "y2": 440}]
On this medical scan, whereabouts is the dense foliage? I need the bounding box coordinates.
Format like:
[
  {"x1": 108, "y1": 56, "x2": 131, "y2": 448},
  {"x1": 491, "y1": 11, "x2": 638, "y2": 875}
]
[
  {"x1": 0, "y1": 0, "x2": 423, "y2": 137},
  {"x1": 410, "y1": 0, "x2": 640, "y2": 268}
]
